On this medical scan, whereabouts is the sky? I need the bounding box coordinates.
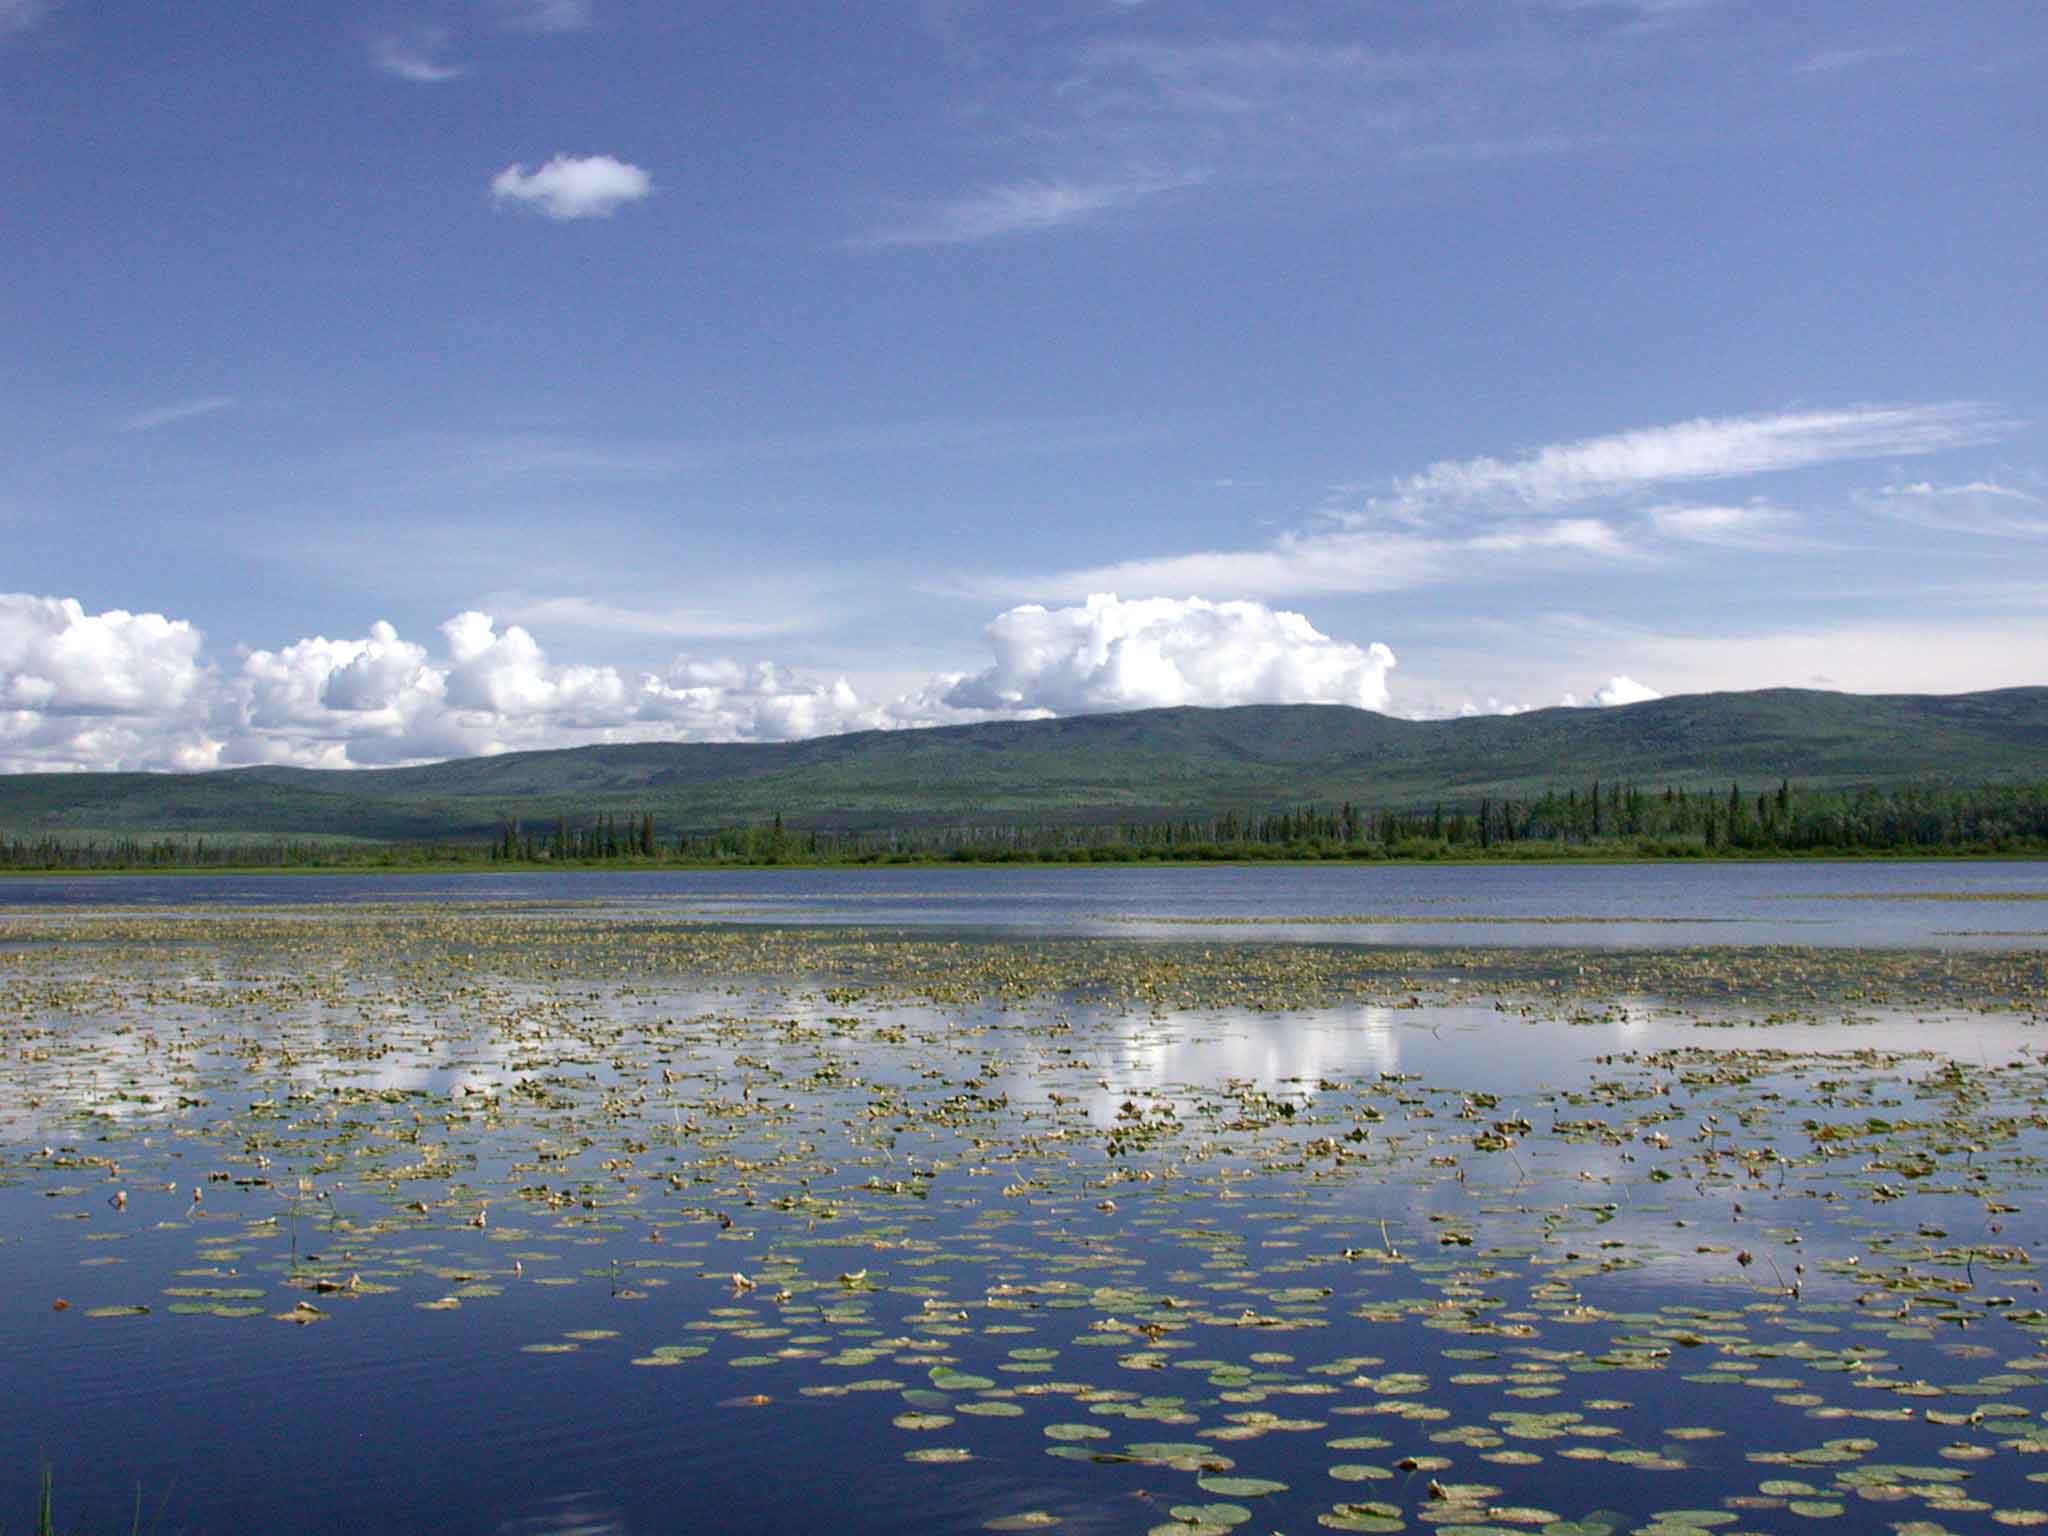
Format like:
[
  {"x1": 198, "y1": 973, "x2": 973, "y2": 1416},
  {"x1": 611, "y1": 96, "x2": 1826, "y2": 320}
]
[{"x1": 2, "y1": 0, "x2": 2043, "y2": 772}]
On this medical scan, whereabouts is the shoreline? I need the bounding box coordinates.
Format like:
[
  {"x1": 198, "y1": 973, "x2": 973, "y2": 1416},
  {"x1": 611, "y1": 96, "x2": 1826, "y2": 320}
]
[{"x1": 1, "y1": 845, "x2": 2045, "y2": 878}]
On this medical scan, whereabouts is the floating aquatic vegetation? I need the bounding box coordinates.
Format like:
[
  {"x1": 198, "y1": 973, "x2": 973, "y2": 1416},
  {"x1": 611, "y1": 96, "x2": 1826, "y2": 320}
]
[{"x1": 2, "y1": 907, "x2": 2044, "y2": 1531}]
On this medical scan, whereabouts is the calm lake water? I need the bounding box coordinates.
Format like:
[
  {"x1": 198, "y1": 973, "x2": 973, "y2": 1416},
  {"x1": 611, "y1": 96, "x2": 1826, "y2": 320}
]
[
  {"x1": 2, "y1": 872, "x2": 2044, "y2": 1534},
  {"x1": 4, "y1": 858, "x2": 2048, "y2": 947}
]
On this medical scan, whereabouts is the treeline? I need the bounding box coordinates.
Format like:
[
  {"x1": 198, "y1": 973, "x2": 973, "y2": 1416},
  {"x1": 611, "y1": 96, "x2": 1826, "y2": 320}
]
[
  {"x1": 0, "y1": 835, "x2": 405, "y2": 871},
  {"x1": 646, "y1": 780, "x2": 2048, "y2": 863},
  {"x1": 467, "y1": 780, "x2": 2048, "y2": 863},
  {"x1": 4, "y1": 781, "x2": 2047, "y2": 871}
]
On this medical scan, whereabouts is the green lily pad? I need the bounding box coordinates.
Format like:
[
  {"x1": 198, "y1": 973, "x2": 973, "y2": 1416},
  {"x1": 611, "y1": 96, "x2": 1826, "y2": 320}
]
[
  {"x1": 1197, "y1": 1477, "x2": 1287, "y2": 1498},
  {"x1": 1168, "y1": 1504, "x2": 1252, "y2": 1529},
  {"x1": 1044, "y1": 1423, "x2": 1110, "y2": 1441}
]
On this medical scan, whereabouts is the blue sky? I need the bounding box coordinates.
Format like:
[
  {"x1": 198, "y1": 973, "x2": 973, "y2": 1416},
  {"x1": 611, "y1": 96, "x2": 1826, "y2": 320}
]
[{"x1": 3, "y1": 0, "x2": 2043, "y2": 769}]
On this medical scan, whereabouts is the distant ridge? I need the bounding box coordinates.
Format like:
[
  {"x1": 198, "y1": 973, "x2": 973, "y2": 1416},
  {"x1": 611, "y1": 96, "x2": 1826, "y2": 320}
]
[{"x1": 1, "y1": 686, "x2": 2044, "y2": 842}]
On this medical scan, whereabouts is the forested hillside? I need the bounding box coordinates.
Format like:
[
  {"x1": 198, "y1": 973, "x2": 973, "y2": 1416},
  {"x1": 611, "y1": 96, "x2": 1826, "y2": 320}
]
[{"x1": 0, "y1": 687, "x2": 2043, "y2": 850}]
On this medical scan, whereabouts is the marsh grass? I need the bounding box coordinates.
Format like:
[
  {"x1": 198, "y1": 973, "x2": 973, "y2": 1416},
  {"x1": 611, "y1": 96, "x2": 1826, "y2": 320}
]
[{"x1": 16, "y1": 1462, "x2": 152, "y2": 1536}]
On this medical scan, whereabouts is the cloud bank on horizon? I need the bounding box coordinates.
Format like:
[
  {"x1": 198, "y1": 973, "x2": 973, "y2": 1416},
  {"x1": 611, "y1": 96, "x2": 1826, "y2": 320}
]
[{"x1": 1, "y1": 590, "x2": 1651, "y2": 773}]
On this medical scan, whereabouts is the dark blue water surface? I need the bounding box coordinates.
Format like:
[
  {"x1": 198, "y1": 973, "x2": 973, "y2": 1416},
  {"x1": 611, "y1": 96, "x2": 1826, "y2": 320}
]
[{"x1": 3, "y1": 858, "x2": 2047, "y2": 947}]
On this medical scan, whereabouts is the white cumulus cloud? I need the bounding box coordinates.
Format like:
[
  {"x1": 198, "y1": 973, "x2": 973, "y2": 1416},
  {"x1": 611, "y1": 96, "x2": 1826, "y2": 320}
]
[
  {"x1": 0, "y1": 597, "x2": 217, "y2": 772},
  {"x1": 491, "y1": 154, "x2": 651, "y2": 220},
  {"x1": 945, "y1": 594, "x2": 1396, "y2": 714},
  {"x1": 319, "y1": 622, "x2": 435, "y2": 712},
  {"x1": 1589, "y1": 675, "x2": 1661, "y2": 706},
  {"x1": 441, "y1": 611, "x2": 630, "y2": 720},
  {"x1": 1443, "y1": 675, "x2": 1660, "y2": 717},
  {"x1": 0, "y1": 596, "x2": 207, "y2": 717},
  {"x1": 231, "y1": 627, "x2": 443, "y2": 768},
  {"x1": 638, "y1": 658, "x2": 886, "y2": 742}
]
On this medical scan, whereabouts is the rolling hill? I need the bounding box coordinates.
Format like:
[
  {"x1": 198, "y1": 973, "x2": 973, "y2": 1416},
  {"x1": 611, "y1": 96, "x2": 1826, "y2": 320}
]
[{"x1": 2, "y1": 686, "x2": 2045, "y2": 843}]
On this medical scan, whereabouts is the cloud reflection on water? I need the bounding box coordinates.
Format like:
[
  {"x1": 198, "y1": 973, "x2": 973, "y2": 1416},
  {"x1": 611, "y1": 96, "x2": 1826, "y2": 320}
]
[{"x1": 497, "y1": 1493, "x2": 627, "y2": 1536}]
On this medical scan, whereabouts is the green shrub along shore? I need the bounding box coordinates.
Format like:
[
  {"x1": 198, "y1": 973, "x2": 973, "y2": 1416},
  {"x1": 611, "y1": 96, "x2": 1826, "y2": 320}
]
[{"x1": 4, "y1": 780, "x2": 2046, "y2": 872}]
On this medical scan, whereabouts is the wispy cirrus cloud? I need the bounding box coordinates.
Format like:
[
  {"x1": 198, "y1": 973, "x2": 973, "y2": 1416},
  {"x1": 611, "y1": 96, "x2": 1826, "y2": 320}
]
[
  {"x1": 1537, "y1": 0, "x2": 1721, "y2": 32},
  {"x1": 1073, "y1": 36, "x2": 1444, "y2": 113},
  {"x1": 1645, "y1": 502, "x2": 1803, "y2": 548},
  {"x1": 1386, "y1": 403, "x2": 2016, "y2": 510},
  {"x1": 1465, "y1": 517, "x2": 1634, "y2": 558},
  {"x1": 438, "y1": 433, "x2": 676, "y2": 484},
  {"x1": 859, "y1": 172, "x2": 1201, "y2": 247},
  {"x1": 0, "y1": 0, "x2": 53, "y2": 39},
  {"x1": 368, "y1": 6, "x2": 587, "y2": 85},
  {"x1": 1793, "y1": 44, "x2": 1913, "y2": 76},
  {"x1": 972, "y1": 516, "x2": 1639, "y2": 604},
  {"x1": 118, "y1": 396, "x2": 236, "y2": 434},
  {"x1": 369, "y1": 25, "x2": 464, "y2": 83},
  {"x1": 491, "y1": 0, "x2": 592, "y2": 33},
  {"x1": 871, "y1": 27, "x2": 1616, "y2": 251},
  {"x1": 886, "y1": 7, "x2": 1976, "y2": 255},
  {"x1": 1054, "y1": 35, "x2": 1571, "y2": 179},
  {"x1": 1866, "y1": 477, "x2": 2048, "y2": 539},
  {"x1": 985, "y1": 402, "x2": 2019, "y2": 604},
  {"x1": 989, "y1": 530, "x2": 1443, "y2": 602},
  {"x1": 493, "y1": 595, "x2": 810, "y2": 642}
]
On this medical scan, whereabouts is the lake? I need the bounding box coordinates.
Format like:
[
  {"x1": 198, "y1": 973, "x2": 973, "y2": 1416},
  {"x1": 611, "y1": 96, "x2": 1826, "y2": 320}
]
[
  {"x1": 2, "y1": 865, "x2": 2045, "y2": 1533},
  {"x1": 4, "y1": 858, "x2": 2048, "y2": 947}
]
